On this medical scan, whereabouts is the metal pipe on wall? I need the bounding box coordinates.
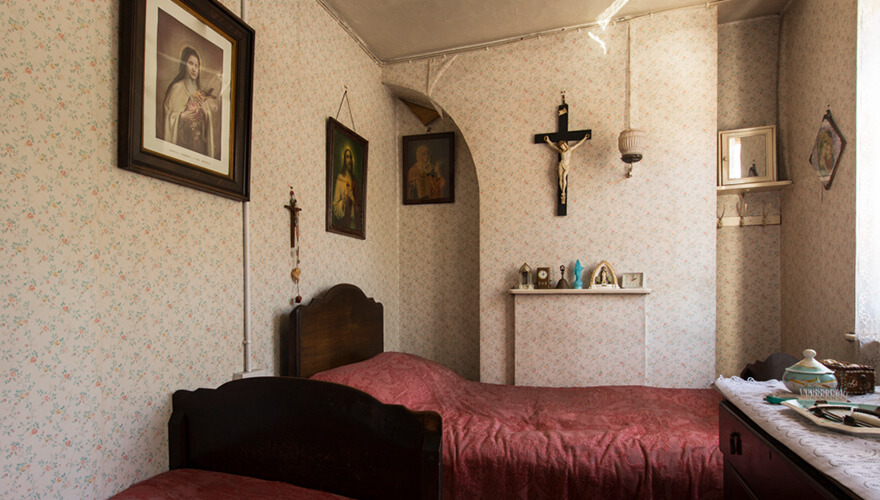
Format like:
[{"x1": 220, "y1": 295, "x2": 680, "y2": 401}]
[{"x1": 241, "y1": 0, "x2": 251, "y2": 374}]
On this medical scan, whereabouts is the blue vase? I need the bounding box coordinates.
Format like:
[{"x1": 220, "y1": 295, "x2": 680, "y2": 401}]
[{"x1": 573, "y1": 260, "x2": 583, "y2": 289}]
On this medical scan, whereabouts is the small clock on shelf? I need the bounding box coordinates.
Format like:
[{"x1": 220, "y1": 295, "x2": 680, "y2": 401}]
[
  {"x1": 619, "y1": 272, "x2": 644, "y2": 289},
  {"x1": 535, "y1": 267, "x2": 551, "y2": 289}
]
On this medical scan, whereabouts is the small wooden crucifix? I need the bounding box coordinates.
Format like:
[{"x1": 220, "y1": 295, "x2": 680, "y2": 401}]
[
  {"x1": 533, "y1": 93, "x2": 591, "y2": 216},
  {"x1": 284, "y1": 189, "x2": 301, "y2": 248},
  {"x1": 285, "y1": 188, "x2": 303, "y2": 302}
]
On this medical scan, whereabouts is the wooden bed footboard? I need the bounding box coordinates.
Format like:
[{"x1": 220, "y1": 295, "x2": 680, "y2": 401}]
[{"x1": 168, "y1": 376, "x2": 442, "y2": 500}]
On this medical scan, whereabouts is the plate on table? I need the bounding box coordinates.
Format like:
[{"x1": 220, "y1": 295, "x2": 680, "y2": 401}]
[{"x1": 781, "y1": 399, "x2": 880, "y2": 436}]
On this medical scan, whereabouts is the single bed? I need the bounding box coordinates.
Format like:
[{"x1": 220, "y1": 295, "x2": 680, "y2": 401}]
[
  {"x1": 112, "y1": 375, "x2": 442, "y2": 500},
  {"x1": 285, "y1": 283, "x2": 723, "y2": 499}
]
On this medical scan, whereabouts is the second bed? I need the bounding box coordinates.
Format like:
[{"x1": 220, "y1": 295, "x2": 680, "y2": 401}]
[{"x1": 285, "y1": 284, "x2": 722, "y2": 499}]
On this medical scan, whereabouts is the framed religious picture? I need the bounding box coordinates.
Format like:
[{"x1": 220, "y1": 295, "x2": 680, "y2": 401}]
[
  {"x1": 402, "y1": 132, "x2": 454, "y2": 205},
  {"x1": 326, "y1": 117, "x2": 368, "y2": 239},
  {"x1": 809, "y1": 110, "x2": 846, "y2": 190},
  {"x1": 119, "y1": 0, "x2": 255, "y2": 200},
  {"x1": 589, "y1": 260, "x2": 619, "y2": 289}
]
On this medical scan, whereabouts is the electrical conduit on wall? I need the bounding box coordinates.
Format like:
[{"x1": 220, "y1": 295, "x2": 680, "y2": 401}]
[{"x1": 238, "y1": 0, "x2": 258, "y2": 378}]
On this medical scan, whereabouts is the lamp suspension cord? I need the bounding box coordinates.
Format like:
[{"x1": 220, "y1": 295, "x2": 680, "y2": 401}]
[{"x1": 624, "y1": 22, "x2": 631, "y2": 130}]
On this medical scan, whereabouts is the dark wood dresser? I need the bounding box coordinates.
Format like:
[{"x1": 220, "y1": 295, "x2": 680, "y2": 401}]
[{"x1": 719, "y1": 400, "x2": 860, "y2": 499}]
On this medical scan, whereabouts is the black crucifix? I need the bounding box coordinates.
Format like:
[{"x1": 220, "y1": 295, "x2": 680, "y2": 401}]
[{"x1": 533, "y1": 93, "x2": 591, "y2": 216}]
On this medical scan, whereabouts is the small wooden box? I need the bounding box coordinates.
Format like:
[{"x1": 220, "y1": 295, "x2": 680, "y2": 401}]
[{"x1": 820, "y1": 359, "x2": 875, "y2": 395}]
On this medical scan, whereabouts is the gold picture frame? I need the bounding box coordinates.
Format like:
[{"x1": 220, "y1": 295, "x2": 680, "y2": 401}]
[{"x1": 326, "y1": 117, "x2": 368, "y2": 239}]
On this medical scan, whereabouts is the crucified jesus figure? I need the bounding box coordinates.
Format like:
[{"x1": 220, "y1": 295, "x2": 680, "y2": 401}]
[{"x1": 544, "y1": 134, "x2": 588, "y2": 205}]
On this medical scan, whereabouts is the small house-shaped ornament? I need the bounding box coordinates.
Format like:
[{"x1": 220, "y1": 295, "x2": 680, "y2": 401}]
[{"x1": 517, "y1": 263, "x2": 534, "y2": 290}]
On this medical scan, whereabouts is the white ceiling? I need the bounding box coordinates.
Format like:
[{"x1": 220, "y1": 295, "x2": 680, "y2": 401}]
[{"x1": 319, "y1": 0, "x2": 791, "y2": 63}]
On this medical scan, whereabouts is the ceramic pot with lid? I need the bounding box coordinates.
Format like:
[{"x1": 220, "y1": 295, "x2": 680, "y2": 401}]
[{"x1": 782, "y1": 349, "x2": 837, "y2": 393}]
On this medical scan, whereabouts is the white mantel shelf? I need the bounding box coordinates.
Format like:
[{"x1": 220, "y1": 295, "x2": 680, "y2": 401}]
[{"x1": 509, "y1": 288, "x2": 651, "y2": 295}]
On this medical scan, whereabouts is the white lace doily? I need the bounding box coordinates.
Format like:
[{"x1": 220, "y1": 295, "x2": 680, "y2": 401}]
[{"x1": 714, "y1": 376, "x2": 880, "y2": 499}]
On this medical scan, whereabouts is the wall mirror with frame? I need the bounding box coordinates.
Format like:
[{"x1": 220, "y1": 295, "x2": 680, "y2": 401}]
[{"x1": 718, "y1": 126, "x2": 777, "y2": 187}]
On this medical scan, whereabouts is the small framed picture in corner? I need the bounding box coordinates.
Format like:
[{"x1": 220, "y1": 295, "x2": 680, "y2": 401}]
[{"x1": 402, "y1": 132, "x2": 454, "y2": 205}]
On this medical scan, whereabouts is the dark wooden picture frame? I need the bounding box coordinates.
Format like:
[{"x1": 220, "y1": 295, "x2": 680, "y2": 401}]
[
  {"x1": 119, "y1": 0, "x2": 254, "y2": 201},
  {"x1": 402, "y1": 132, "x2": 455, "y2": 205},
  {"x1": 809, "y1": 110, "x2": 846, "y2": 190},
  {"x1": 326, "y1": 118, "x2": 368, "y2": 239}
]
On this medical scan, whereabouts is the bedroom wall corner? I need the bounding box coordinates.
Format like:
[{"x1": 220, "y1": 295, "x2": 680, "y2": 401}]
[
  {"x1": 716, "y1": 17, "x2": 782, "y2": 377},
  {"x1": 778, "y1": 0, "x2": 857, "y2": 363},
  {"x1": 634, "y1": 9, "x2": 718, "y2": 387}
]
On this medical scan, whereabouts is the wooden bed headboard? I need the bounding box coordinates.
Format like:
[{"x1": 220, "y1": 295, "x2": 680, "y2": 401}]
[
  {"x1": 285, "y1": 283, "x2": 384, "y2": 378},
  {"x1": 169, "y1": 376, "x2": 442, "y2": 500}
]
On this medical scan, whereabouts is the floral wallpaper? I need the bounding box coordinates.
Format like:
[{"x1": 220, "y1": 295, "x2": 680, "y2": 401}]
[
  {"x1": 396, "y1": 108, "x2": 480, "y2": 381},
  {"x1": 715, "y1": 17, "x2": 782, "y2": 377},
  {"x1": 717, "y1": 18, "x2": 779, "y2": 132},
  {"x1": 514, "y1": 295, "x2": 647, "y2": 387},
  {"x1": 778, "y1": 0, "x2": 857, "y2": 363},
  {"x1": 1, "y1": 0, "x2": 401, "y2": 497},
  {"x1": 384, "y1": 7, "x2": 719, "y2": 388},
  {"x1": 716, "y1": 193, "x2": 782, "y2": 376}
]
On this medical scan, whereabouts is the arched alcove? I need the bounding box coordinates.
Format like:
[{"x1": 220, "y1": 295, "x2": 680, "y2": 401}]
[{"x1": 387, "y1": 84, "x2": 481, "y2": 380}]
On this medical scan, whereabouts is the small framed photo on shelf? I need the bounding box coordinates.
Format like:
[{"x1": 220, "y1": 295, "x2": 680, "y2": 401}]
[{"x1": 619, "y1": 272, "x2": 644, "y2": 289}]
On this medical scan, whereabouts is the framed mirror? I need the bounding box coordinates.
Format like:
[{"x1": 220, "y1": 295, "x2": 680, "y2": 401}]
[{"x1": 718, "y1": 125, "x2": 776, "y2": 187}]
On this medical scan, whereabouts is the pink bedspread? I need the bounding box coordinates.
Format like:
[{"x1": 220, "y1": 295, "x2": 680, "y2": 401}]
[
  {"x1": 312, "y1": 352, "x2": 722, "y2": 500},
  {"x1": 111, "y1": 468, "x2": 351, "y2": 500}
]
